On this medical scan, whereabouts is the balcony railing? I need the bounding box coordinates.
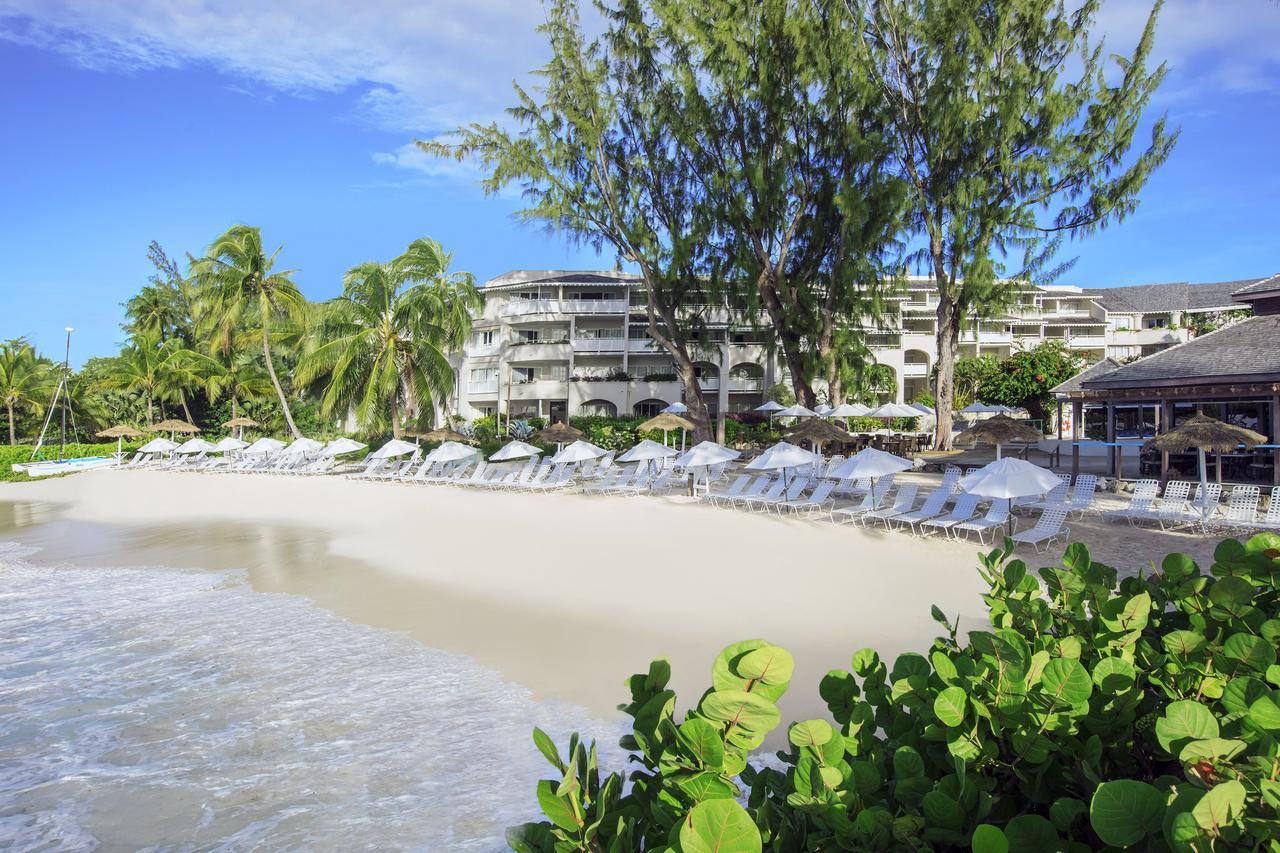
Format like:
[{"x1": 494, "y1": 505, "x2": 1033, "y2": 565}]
[
  {"x1": 573, "y1": 337, "x2": 626, "y2": 352},
  {"x1": 697, "y1": 377, "x2": 720, "y2": 390},
  {"x1": 1066, "y1": 335, "x2": 1107, "y2": 349},
  {"x1": 468, "y1": 381, "x2": 499, "y2": 395},
  {"x1": 902, "y1": 363, "x2": 929, "y2": 378},
  {"x1": 499, "y1": 299, "x2": 627, "y2": 317},
  {"x1": 726, "y1": 378, "x2": 763, "y2": 392},
  {"x1": 465, "y1": 344, "x2": 500, "y2": 357}
]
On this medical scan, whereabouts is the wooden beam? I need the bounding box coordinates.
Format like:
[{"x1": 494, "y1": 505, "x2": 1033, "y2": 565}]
[
  {"x1": 1106, "y1": 401, "x2": 1117, "y2": 478},
  {"x1": 1071, "y1": 400, "x2": 1082, "y2": 479}
]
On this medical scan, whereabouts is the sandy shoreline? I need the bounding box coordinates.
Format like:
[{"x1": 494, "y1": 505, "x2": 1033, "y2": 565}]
[{"x1": 0, "y1": 468, "x2": 1226, "y2": 722}]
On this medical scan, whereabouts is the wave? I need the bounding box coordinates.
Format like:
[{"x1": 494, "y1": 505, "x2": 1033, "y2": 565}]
[{"x1": 0, "y1": 547, "x2": 624, "y2": 851}]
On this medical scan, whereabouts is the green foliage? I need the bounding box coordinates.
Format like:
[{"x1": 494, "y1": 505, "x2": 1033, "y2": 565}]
[
  {"x1": 0, "y1": 339, "x2": 54, "y2": 445},
  {"x1": 0, "y1": 443, "x2": 142, "y2": 482},
  {"x1": 979, "y1": 341, "x2": 1083, "y2": 423},
  {"x1": 513, "y1": 535, "x2": 1280, "y2": 850},
  {"x1": 765, "y1": 383, "x2": 795, "y2": 407}
]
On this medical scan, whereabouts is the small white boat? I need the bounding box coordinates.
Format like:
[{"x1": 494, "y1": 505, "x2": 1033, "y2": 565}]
[{"x1": 11, "y1": 456, "x2": 116, "y2": 477}]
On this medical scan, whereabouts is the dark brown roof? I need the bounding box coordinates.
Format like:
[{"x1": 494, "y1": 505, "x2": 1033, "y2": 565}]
[
  {"x1": 1079, "y1": 315, "x2": 1280, "y2": 390},
  {"x1": 1051, "y1": 357, "x2": 1122, "y2": 396}
]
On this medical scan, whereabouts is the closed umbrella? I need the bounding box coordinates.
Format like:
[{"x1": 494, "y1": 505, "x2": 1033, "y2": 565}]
[
  {"x1": 323, "y1": 437, "x2": 368, "y2": 457},
  {"x1": 959, "y1": 458, "x2": 1063, "y2": 534},
  {"x1": 1145, "y1": 415, "x2": 1267, "y2": 525},
  {"x1": 371, "y1": 439, "x2": 418, "y2": 459},
  {"x1": 829, "y1": 447, "x2": 913, "y2": 509},
  {"x1": 954, "y1": 414, "x2": 1042, "y2": 460},
  {"x1": 490, "y1": 440, "x2": 543, "y2": 461},
  {"x1": 675, "y1": 440, "x2": 741, "y2": 495}
]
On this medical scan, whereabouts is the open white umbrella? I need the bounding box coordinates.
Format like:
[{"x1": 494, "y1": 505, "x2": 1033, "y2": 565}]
[
  {"x1": 490, "y1": 440, "x2": 544, "y2": 461},
  {"x1": 675, "y1": 440, "x2": 741, "y2": 495},
  {"x1": 618, "y1": 438, "x2": 679, "y2": 476},
  {"x1": 323, "y1": 437, "x2": 368, "y2": 457},
  {"x1": 869, "y1": 402, "x2": 923, "y2": 435},
  {"x1": 910, "y1": 402, "x2": 935, "y2": 416},
  {"x1": 211, "y1": 437, "x2": 249, "y2": 453},
  {"x1": 423, "y1": 440, "x2": 480, "y2": 464},
  {"x1": 755, "y1": 399, "x2": 785, "y2": 427},
  {"x1": 830, "y1": 402, "x2": 871, "y2": 418},
  {"x1": 961, "y1": 402, "x2": 998, "y2": 414},
  {"x1": 283, "y1": 437, "x2": 325, "y2": 456},
  {"x1": 774, "y1": 404, "x2": 818, "y2": 419},
  {"x1": 243, "y1": 437, "x2": 285, "y2": 455},
  {"x1": 747, "y1": 441, "x2": 822, "y2": 488},
  {"x1": 828, "y1": 447, "x2": 913, "y2": 509},
  {"x1": 551, "y1": 439, "x2": 608, "y2": 466},
  {"x1": 959, "y1": 458, "x2": 1062, "y2": 534},
  {"x1": 138, "y1": 437, "x2": 178, "y2": 454},
  {"x1": 370, "y1": 439, "x2": 418, "y2": 459},
  {"x1": 662, "y1": 402, "x2": 689, "y2": 414},
  {"x1": 173, "y1": 438, "x2": 216, "y2": 454},
  {"x1": 815, "y1": 404, "x2": 835, "y2": 416}
]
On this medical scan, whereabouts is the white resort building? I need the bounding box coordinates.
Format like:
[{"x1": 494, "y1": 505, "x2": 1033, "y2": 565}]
[{"x1": 448, "y1": 270, "x2": 1261, "y2": 422}]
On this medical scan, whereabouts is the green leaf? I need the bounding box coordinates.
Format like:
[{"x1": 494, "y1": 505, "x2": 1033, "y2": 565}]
[
  {"x1": 536, "y1": 779, "x2": 581, "y2": 833},
  {"x1": 787, "y1": 719, "x2": 833, "y2": 749},
  {"x1": 922, "y1": 790, "x2": 964, "y2": 830},
  {"x1": 1179, "y1": 738, "x2": 1246, "y2": 764},
  {"x1": 933, "y1": 686, "x2": 968, "y2": 727},
  {"x1": 1223, "y1": 632, "x2": 1276, "y2": 672},
  {"x1": 1163, "y1": 630, "x2": 1207, "y2": 658},
  {"x1": 735, "y1": 645, "x2": 795, "y2": 687},
  {"x1": 678, "y1": 717, "x2": 725, "y2": 769},
  {"x1": 1222, "y1": 677, "x2": 1267, "y2": 715},
  {"x1": 1247, "y1": 694, "x2": 1280, "y2": 732},
  {"x1": 849, "y1": 761, "x2": 881, "y2": 795},
  {"x1": 1208, "y1": 576, "x2": 1255, "y2": 608},
  {"x1": 1092, "y1": 657, "x2": 1137, "y2": 692},
  {"x1": 675, "y1": 771, "x2": 737, "y2": 802},
  {"x1": 1004, "y1": 815, "x2": 1058, "y2": 853},
  {"x1": 1191, "y1": 780, "x2": 1246, "y2": 833},
  {"x1": 890, "y1": 652, "x2": 931, "y2": 682},
  {"x1": 713, "y1": 640, "x2": 781, "y2": 700},
  {"x1": 1040, "y1": 658, "x2": 1092, "y2": 707},
  {"x1": 1100, "y1": 592, "x2": 1151, "y2": 633},
  {"x1": 1090, "y1": 780, "x2": 1166, "y2": 847},
  {"x1": 700, "y1": 690, "x2": 781, "y2": 734},
  {"x1": 971, "y1": 824, "x2": 1008, "y2": 853},
  {"x1": 532, "y1": 727, "x2": 565, "y2": 771},
  {"x1": 1049, "y1": 797, "x2": 1086, "y2": 833},
  {"x1": 679, "y1": 799, "x2": 762, "y2": 853},
  {"x1": 850, "y1": 648, "x2": 881, "y2": 677},
  {"x1": 893, "y1": 745, "x2": 924, "y2": 779},
  {"x1": 1163, "y1": 552, "x2": 1198, "y2": 581},
  {"x1": 1156, "y1": 700, "x2": 1220, "y2": 755}
]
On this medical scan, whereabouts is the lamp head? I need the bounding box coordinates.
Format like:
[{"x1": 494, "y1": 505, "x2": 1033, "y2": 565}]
[{"x1": 65, "y1": 327, "x2": 74, "y2": 333}]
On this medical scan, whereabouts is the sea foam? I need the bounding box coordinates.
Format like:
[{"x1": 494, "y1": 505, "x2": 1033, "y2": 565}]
[{"x1": 0, "y1": 548, "x2": 624, "y2": 851}]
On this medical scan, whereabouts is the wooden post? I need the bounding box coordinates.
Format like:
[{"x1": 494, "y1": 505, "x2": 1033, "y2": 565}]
[
  {"x1": 1071, "y1": 400, "x2": 1082, "y2": 479},
  {"x1": 1272, "y1": 394, "x2": 1280, "y2": 487},
  {"x1": 1160, "y1": 398, "x2": 1173, "y2": 481},
  {"x1": 1106, "y1": 401, "x2": 1117, "y2": 478}
]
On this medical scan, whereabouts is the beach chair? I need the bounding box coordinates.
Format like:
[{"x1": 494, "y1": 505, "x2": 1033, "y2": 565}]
[
  {"x1": 737, "y1": 478, "x2": 787, "y2": 511},
  {"x1": 514, "y1": 462, "x2": 553, "y2": 490},
  {"x1": 1025, "y1": 473, "x2": 1072, "y2": 514},
  {"x1": 889, "y1": 486, "x2": 953, "y2": 535},
  {"x1": 1011, "y1": 507, "x2": 1071, "y2": 553},
  {"x1": 645, "y1": 469, "x2": 675, "y2": 493},
  {"x1": 583, "y1": 467, "x2": 627, "y2": 494},
  {"x1": 1253, "y1": 487, "x2": 1280, "y2": 530},
  {"x1": 829, "y1": 477, "x2": 899, "y2": 524},
  {"x1": 1217, "y1": 485, "x2": 1261, "y2": 530},
  {"x1": 953, "y1": 499, "x2": 1011, "y2": 545},
  {"x1": 1065, "y1": 474, "x2": 1098, "y2": 517},
  {"x1": 702, "y1": 474, "x2": 750, "y2": 505},
  {"x1": 756, "y1": 478, "x2": 812, "y2": 512},
  {"x1": 1155, "y1": 481, "x2": 1193, "y2": 529},
  {"x1": 1103, "y1": 479, "x2": 1159, "y2": 525},
  {"x1": 529, "y1": 465, "x2": 574, "y2": 491},
  {"x1": 613, "y1": 469, "x2": 657, "y2": 495},
  {"x1": 940, "y1": 466, "x2": 962, "y2": 490},
  {"x1": 920, "y1": 493, "x2": 982, "y2": 537},
  {"x1": 777, "y1": 479, "x2": 838, "y2": 515},
  {"x1": 724, "y1": 475, "x2": 773, "y2": 508},
  {"x1": 1183, "y1": 483, "x2": 1223, "y2": 528},
  {"x1": 860, "y1": 484, "x2": 920, "y2": 528}
]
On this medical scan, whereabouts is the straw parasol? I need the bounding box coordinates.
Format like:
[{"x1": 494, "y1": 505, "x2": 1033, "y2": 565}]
[
  {"x1": 785, "y1": 417, "x2": 855, "y2": 455},
  {"x1": 152, "y1": 419, "x2": 199, "y2": 441},
  {"x1": 96, "y1": 424, "x2": 144, "y2": 460},
  {"x1": 535, "y1": 422, "x2": 584, "y2": 451},
  {"x1": 639, "y1": 412, "x2": 695, "y2": 449},
  {"x1": 222, "y1": 416, "x2": 258, "y2": 440},
  {"x1": 412, "y1": 426, "x2": 476, "y2": 444},
  {"x1": 954, "y1": 414, "x2": 1042, "y2": 460},
  {"x1": 1146, "y1": 415, "x2": 1267, "y2": 519}
]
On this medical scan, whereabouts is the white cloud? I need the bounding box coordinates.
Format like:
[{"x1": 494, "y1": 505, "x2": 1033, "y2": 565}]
[{"x1": 0, "y1": 0, "x2": 550, "y2": 133}]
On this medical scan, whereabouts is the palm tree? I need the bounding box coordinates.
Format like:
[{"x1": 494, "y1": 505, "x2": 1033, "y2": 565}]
[
  {"x1": 0, "y1": 339, "x2": 52, "y2": 445},
  {"x1": 296, "y1": 238, "x2": 479, "y2": 437},
  {"x1": 205, "y1": 345, "x2": 274, "y2": 422},
  {"x1": 193, "y1": 225, "x2": 306, "y2": 437},
  {"x1": 95, "y1": 335, "x2": 207, "y2": 424}
]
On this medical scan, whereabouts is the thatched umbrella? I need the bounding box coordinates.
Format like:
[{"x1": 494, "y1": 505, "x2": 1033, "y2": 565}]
[
  {"x1": 412, "y1": 426, "x2": 476, "y2": 445},
  {"x1": 785, "y1": 417, "x2": 855, "y2": 457},
  {"x1": 1146, "y1": 415, "x2": 1267, "y2": 520},
  {"x1": 639, "y1": 412, "x2": 695, "y2": 449},
  {"x1": 222, "y1": 416, "x2": 258, "y2": 440},
  {"x1": 151, "y1": 419, "x2": 199, "y2": 441},
  {"x1": 954, "y1": 414, "x2": 1042, "y2": 460},
  {"x1": 96, "y1": 424, "x2": 144, "y2": 460},
  {"x1": 535, "y1": 421, "x2": 584, "y2": 452}
]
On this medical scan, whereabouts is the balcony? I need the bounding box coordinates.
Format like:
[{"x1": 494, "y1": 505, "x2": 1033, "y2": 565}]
[
  {"x1": 697, "y1": 377, "x2": 720, "y2": 391},
  {"x1": 507, "y1": 341, "x2": 570, "y2": 361},
  {"x1": 726, "y1": 378, "x2": 763, "y2": 392},
  {"x1": 902, "y1": 363, "x2": 929, "y2": 378},
  {"x1": 465, "y1": 344, "x2": 500, "y2": 357},
  {"x1": 573, "y1": 337, "x2": 626, "y2": 352},
  {"x1": 1107, "y1": 328, "x2": 1184, "y2": 347},
  {"x1": 959, "y1": 330, "x2": 1013, "y2": 345},
  {"x1": 499, "y1": 298, "x2": 626, "y2": 317},
  {"x1": 1066, "y1": 335, "x2": 1107, "y2": 349},
  {"x1": 508, "y1": 380, "x2": 569, "y2": 401},
  {"x1": 467, "y1": 381, "x2": 499, "y2": 396}
]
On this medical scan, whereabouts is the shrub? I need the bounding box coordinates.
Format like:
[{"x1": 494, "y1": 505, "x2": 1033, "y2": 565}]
[
  {"x1": 509, "y1": 535, "x2": 1280, "y2": 851},
  {"x1": 0, "y1": 442, "x2": 143, "y2": 482}
]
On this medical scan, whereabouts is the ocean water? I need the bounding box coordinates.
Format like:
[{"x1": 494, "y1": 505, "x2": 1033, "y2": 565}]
[{"x1": 0, "y1": 543, "x2": 624, "y2": 851}]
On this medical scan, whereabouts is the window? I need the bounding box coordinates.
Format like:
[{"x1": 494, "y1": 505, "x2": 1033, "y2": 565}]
[
  {"x1": 578, "y1": 328, "x2": 623, "y2": 339},
  {"x1": 512, "y1": 367, "x2": 535, "y2": 383},
  {"x1": 470, "y1": 367, "x2": 498, "y2": 383},
  {"x1": 477, "y1": 406, "x2": 495, "y2": 416},
  {"x1": 1146, "y1": 316, "x2": 1169, "y2": 329},
  {"x1": 478, "y1": 330, "x2": 497, "y2": 346},
  {"x1": 517, "y1": 329, "x2": 541, "y2": 343}
]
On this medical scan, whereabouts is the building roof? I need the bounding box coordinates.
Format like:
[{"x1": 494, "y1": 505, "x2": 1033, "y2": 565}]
[
  {"x1": 483, "y1": 269, "x2": 641, "y2": 290},
  {"x1": 1077, "y1": 314, "x2": 1280, "y2": 390},
  {"x1": 1051, "y1": 357, "x2": 1121, "y2": 396},
  {"x1": 1087, "y1": 279, "x2": 1256, "y2": 313},
  {"x1": 1232, "y1": 273, "x2": 1280, "y2": 300}
]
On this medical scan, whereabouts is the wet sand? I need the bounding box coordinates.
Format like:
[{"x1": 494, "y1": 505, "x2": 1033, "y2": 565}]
[{"x1": 0, "y1": 470, "x2": 996, "y2": 724}]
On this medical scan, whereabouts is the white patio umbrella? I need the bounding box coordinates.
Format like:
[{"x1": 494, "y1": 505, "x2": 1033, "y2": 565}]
[
  {"x1": 618, "y1": 438, "x2": 679, "y2": 476},
  {"x1": 830, "y1": 402, "x2": 871, "y2": 430},
  {"x1": 138, "y1": 437, "x2": 178, "y2": 454},
  {"x1": 490, "y1": 440, "x2": 543, "y2": 461},
  {"x1": 323, "y1": 437, "x2": 368, "y2": 457},
  {"x1": 283, "y1": 437, "x2": 325, "y2": 456},
  {"x1": 675, "y1": 440, "x2": 742, "y2": 495},
  {"x1": 815, "y1": 404, "x2": 835, "y2": 416},
  {"x1": 211, "y1": 437, "x2": 249, "y2": 453},
  {"x1": 746, "y1": 441, "x2": 822, "y2": 488},
  {"x1": 755, "y1": 399, "x2": 785, "y2": 427},
  {"x1": 828, "y1": 447, "x2": 913, "y2": 509},
  {"x1": 243, "y1": 437, "x2": 285, "y2": 455},
  {"x1": 423, "y1": 440, "x2": 480, "y2": 464},
  {"x1": 774, "y1": 404, "x2": 818, "y2": 419},
  {"x1": 370, "y1": 438, "x2": 418, "y2": 459},
  {"x1": 551, "y1": 439, "x2": 608, "y2": 466},
  {"x1": 910, "y1": 402, "x2": 935, "y2": 416},
  {"x1": 173, "y1": 438, "x2": 216, "y2": 454},
  {"x1": 869, "y1": 402, "x2": 923, "y2": 434},
  {"x1": 662, "y1": 402, "x2": 689, "y2": 414},
  {"x1": 958, "y1": 458, "x2": 1063, "y2": 534},
  {"x1": 961, "y1": 402, "x2": 999, "y2": 416}
]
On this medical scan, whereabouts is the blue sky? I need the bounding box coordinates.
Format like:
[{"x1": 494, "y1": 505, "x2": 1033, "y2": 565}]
[{"x1": 1, "y1": 1, "x2": 1277, "y2": 365}]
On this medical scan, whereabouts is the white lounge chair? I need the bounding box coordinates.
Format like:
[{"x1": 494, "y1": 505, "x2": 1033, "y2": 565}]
[
  {"x1": 861, "y1": 484, "x2": 920, "y2": 528},
  {"x1": 702, "y1": 474, "x2": 750, "y2": 505},
  {"x1": 1104, "y1": 479, "x2": 1159, "y2": 526},
  {"x1": 920, "y1": 493, "x2": 982, "y2": 537},
  {"x1": 778, "y1": 479, "x2": 838, "y2": 515},
  {"x1": 739, "y1": 478, "x2": 794, "y2": 512},
  {"x1": 726, "y1": 475, "x2": 773, "y2": 508},
  {"x1": 829, "y1": 478, "x2": 899, "y2": 525},
  {"x1": 953, "y1": 499, "x2": 1011, "y2": 545},
  {"x1": 1011, "y1": 507, "x2": 1071, "y2": 552},
  {"x1": 1155, "y1": 481, "x2": 1193, "y2": 529},
  {"x1": 1253, "y1": 487, "x2": 1280, "y2": 530},
  {"x1": 889, "y1": 487, "x2": 953, "y2": 534},
  {"x1": 1217, "y1": 485, "x2": 1261, "y2": 530}
]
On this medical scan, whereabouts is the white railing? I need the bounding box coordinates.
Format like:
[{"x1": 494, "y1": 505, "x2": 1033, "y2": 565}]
[
  {"x1": 726, "y1": 378, "x2": 763, "y2": 392},
  {"x1": 902, "y1": 363, "x2": 929, "y2": 377},
  {"x1": 468, "y1": 381, "x2": 499, "y2": 395},
  {"x1": 465, "y1": 344, "x2": 500, "y2": 357},
  {"x1": 698, "y1": 378, "x2": 721, "y2": 391},
  {"x1": 499, "y1": 299, "x2": 627, "y2": 317},
  {"x1": 573, "y1": 337, "x2": 626, "y2": 352},
  {"x1": 1066, "y1": 335, "x2": 1107, "y2": 348},
  {"x1": 628, "y1": 339, "x2": 659, "y2": 352}
]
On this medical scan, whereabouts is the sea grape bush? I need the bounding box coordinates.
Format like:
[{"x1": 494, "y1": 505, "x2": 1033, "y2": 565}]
[{"x1": 509, "y1": 534, "x2": 1280, "y2": 851}]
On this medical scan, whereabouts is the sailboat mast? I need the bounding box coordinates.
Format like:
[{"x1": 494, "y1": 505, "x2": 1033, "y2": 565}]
[{"x1": 59, "y1": 327, "x2": 73, "y2": 461}]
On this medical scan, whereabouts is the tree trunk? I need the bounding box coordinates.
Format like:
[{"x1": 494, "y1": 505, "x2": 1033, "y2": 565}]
[
  {"x1": 391, "y1": 396, "x2": 402, "y2": 440},
  {"x1": 636, "y1": 264, "x2": 714, "y2": 443},
  {"x1": 933, "y1": 294, "x2": 962, "y2": 451},
  {"x1": 6, "y1": 403, "x2": 14, "y2": 446},
  {"x1": 179, "y1": 391, "x2": 194, "y2": 425},
  {"x1": 231, "y1": 397, "x2": 238, "y2": 420},
  {"x1": 147, "y1": 395, "x2": 154, "y2": 423},
  {"x1": 261, "y1": 327, "x2": 301, "y2": 439},
  {"x1": 756, "y1": 272, "x2": 817, "y2": 408},
  {"x1": 818, "y1": 307, "x2": 840, "y2": 405}
]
